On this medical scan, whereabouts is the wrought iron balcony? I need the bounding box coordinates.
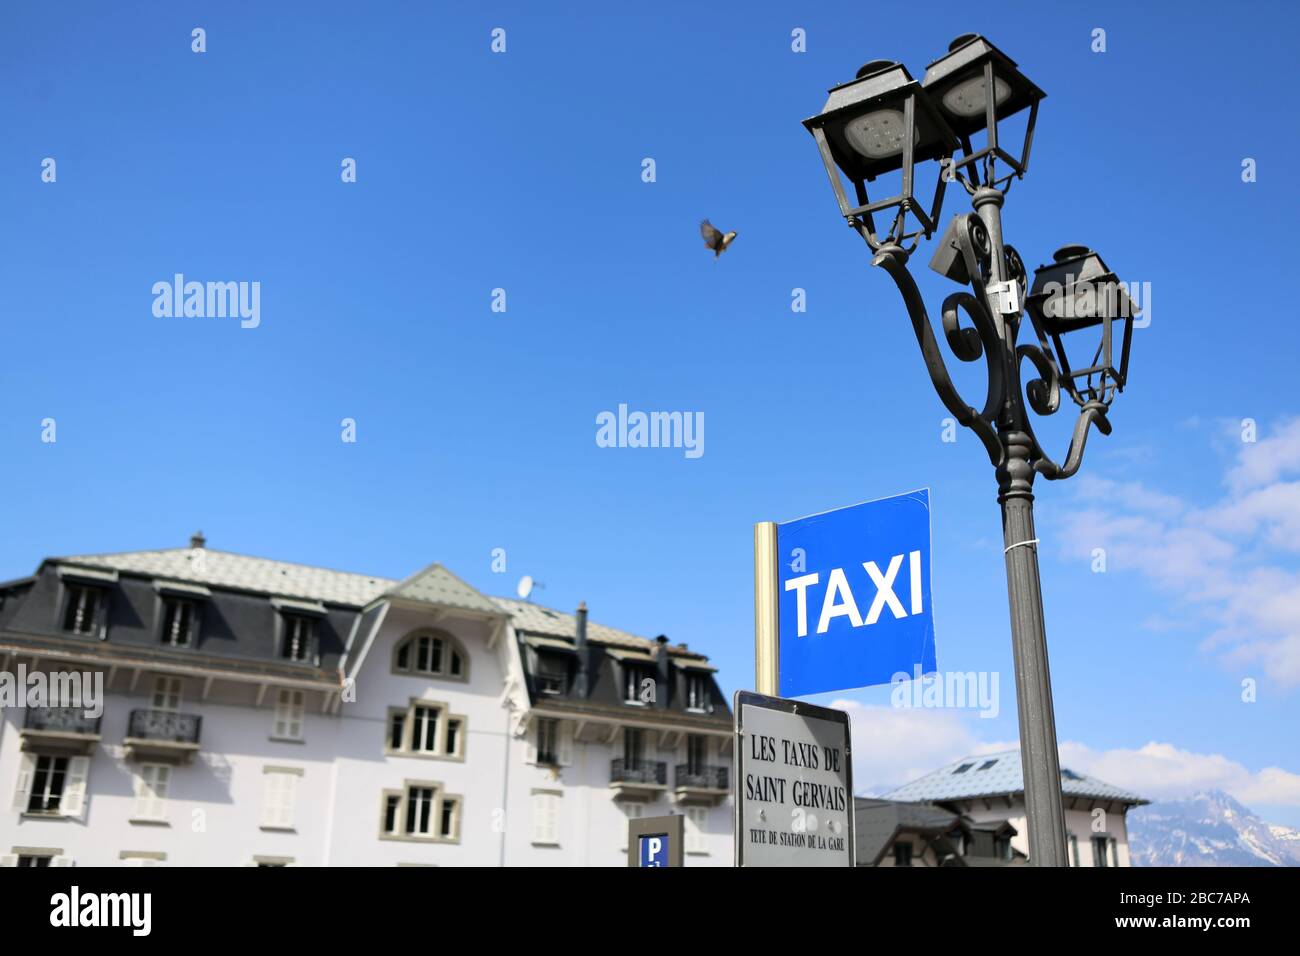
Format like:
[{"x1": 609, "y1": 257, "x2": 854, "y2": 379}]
[
  {"x1": 20, "y1": 706, "x2": 103, "y2": 754},
  {"x1": 675, "y1": 764, "x2": 729, "y2": 791},
  {"x1": 129, "y1": 709, "x2": 201, "y2": 743},
  {"x1": 125, "y1": 708, "x2": 202, "y2": 763},
  {"x1": 23, "y1": 707, "x2": 102, "y2": 736},
  {"x1": 610, "y1": 758, "x2": 667, "y2": 787}
]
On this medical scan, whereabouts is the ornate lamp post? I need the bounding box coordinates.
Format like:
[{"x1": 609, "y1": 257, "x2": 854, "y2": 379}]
[{"x1": 803, "y1": 35, "x2": 1139, "y2": 867}]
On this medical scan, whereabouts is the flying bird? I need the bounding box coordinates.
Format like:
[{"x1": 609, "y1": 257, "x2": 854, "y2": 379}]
[{"x1": 700, "y1": 219, "x2": 738, "y2": 258}]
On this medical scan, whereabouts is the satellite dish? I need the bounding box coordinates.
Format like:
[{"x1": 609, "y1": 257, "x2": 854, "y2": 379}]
[{"x1": 516, "y1": 575, "x2": 546, "y2": 601}]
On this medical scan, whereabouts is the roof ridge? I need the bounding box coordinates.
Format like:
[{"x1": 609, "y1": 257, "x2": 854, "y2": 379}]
[
  {"x1": 950, "y1": 749, "x2": 1020, "y2": 762},
  {"x1": 53, "y1": 547, "x2": 398, "y2": 584}
]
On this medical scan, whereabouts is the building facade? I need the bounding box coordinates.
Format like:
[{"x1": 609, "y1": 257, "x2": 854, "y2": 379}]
[
  {"x1": 882, "y1": 750, "x2": 1147, "y2": 867},
  {"x1": 0, "y1": 538, "x2": 733, "y2": 867},
  {"x1": 854, "y1": 797, "x2": 1026, "y2": 867}
]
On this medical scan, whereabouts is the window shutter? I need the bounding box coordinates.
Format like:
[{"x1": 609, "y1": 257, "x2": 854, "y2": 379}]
[
  {"x1": 261, "y1": 774, "x2": 280, "y2": 828},
  {"x1": 275, "y1": 691, "x2": 286, "y2": 736},
  {"x1": 274, "y1": 690, "x2": 305, "y2": 739},
  {"x1": 546, "y1": 794, "x2": 560, "y2": 844},
  {"x1": 11, "y1": 752, "x2": 35, "y2": 811},
  {"x1": 558, "y1": 722, "x2": 573, "y2": 766},
  {"x1": 525, "y1": 722, "x2": 538, "y2": 764},
  {"x1": 280, "y1": 775, "x2": 298, "y2": 828},
  {"x1": 133, "y1": 770, "x2": 148, "y2": 818},
  {"x1": 61, "y1": 756, "x2": 91, "y2": 819},
  {"x1": 51, "y1": 856, "x2": 74, "y2": 867},
  {"x1": 133, "y1": 765, "x2": 166, "y2": 820},
  {"x1": 261, "y1": 772, "x2": 296, "y2": 829},
  {"x1": 97, "y1": 590, "x2": 112, "y2": 640},
  {"x1": 686, "y1": 808, "x2": 707, "y2": 853},
  {"x1": 532, "y1": 792, "x2": 560, "y2": 844},
  {"x1": 530, "y1": 794, "x2": 542, "y2": 841}
]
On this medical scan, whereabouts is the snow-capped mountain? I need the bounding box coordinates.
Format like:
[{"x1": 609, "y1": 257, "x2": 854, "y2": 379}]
[{"x1": 1129, "y1": 790, "x2": 1300, "y2": 866}]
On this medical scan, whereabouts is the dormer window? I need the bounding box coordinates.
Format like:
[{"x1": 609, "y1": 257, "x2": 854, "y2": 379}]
[
  {"x1": 62, "y1": 585, "x2": 101, "y2": 636},
  {"x1": 153, "y1": 581, "x2": 210, "y2": 648},
  {"x1": 392, "y1": 631, "x2": 468, "y2": 681},
  {"x1": 685, "y1": 673, "x2": 713, "y2": 713},
  {"x1": 57, "y1": 567, "x2": 116, "y2": 639},
  {"x1": 281, "y1": 615, "x2": 315, "y2": 662},
  {"x1": 535, "y1": 653, "x2": 569, "y2": 696},
  {"x1": 624, "y1": 665, "x2": 651, "y2": 704},
  {"x1": 160, "y1": 598, "x2": 198, "y2": 647},
  {"x1": 271, "y1": 598, "x2": 326, "y2": 665}
]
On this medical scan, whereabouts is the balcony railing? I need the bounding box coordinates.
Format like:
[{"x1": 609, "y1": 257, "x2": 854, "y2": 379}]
[
  {"x1": 23, "y1": 707, "x2": 102, "y2": 736},
  {"x1": 675, "y1": 764, "x2": 728, "y2": 790},
  {"x1": 610, "y1": 758, "x2": 667, "y2": 786},
  {"x1": 128, "y1": 709, "x2": 202, "y2": 745}
]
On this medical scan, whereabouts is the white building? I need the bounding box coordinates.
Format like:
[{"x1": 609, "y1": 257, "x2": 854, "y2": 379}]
[
  {"x1": 881, "y1": 750, "x2": 1147, "y2": 866},
  {"x1": 0, "y1": 537, "x2": 733, "y2": 867}
]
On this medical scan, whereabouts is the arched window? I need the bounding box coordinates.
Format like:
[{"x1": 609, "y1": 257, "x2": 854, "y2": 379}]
[{"x1": 393, "y1": 630, "x2": 469, "y2": 681}]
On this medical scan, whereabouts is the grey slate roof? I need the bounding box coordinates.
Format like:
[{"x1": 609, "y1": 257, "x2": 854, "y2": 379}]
[
  {"x1": 854, "y1": 797, "x2": 960, "y2": 865},
  {"x1": 384, "y1": 563, "x2": 504, "y2": 616},
  {"x1": 55, "y1": 548, "x2": 394, "y2": 607},
  {"x1": 884, "y1": 750, "x2": 1147, "y2": 806},
  {"x1": 43, "y1": 548, "x2": 713, "y2": 675}
]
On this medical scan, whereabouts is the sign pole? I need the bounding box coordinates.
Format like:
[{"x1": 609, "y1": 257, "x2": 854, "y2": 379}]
[{"x1": 753, "y1": 521, "x2": 779, "y2": 696}]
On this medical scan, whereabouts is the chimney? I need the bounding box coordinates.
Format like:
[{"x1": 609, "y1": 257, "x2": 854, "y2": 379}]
[
  {"x1": 190, "y1": 530, "x2": 206, "y2": 549},
  {"x1": 654, "y1": 635, "x2": 670, "y2": 709},
  {"x1": 573, "y1": 602, "x2": 590, "y2": 698}
]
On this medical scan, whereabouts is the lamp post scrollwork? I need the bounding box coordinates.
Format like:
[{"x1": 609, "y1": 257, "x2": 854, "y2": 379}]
[{"x1": 804, "y1": 34, "x2": 1141, "y2": 867}]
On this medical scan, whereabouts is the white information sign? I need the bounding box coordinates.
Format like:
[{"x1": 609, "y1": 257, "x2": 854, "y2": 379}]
[{"x1": 733, "y1": 691, "x2": 855, "y2": 867}]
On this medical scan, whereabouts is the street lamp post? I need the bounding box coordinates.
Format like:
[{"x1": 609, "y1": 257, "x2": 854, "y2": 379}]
[{"x1": 803, "y1": 35, "x2": 1140, "y2": 867}]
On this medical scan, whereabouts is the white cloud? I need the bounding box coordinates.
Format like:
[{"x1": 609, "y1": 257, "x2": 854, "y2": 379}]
[
  {"x1": 1057, "y1": 417, "x2": 1300, "y2": 686},
  {"x1": 1206, "y1": 482, "x2": 1300, "y2": 551},
  {"x1": 1073, "y1": 473, "x2": 1186, "y2": 519},
  {"x1": 1059, "y1": 740, "x2": 1300, "y2": 808},
  {"x1": 832, "y1": 703, "x2": 1300, "y2": 810},
  {"x1": 830, "y1": 700, "x2": 1015, "y2": 793},
  {"x1": 1227, "y1": 418, "x2": 1300, "y2": 493}
]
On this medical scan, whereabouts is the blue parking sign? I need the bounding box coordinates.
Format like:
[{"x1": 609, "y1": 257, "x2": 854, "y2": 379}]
[
  {"x1": 639, "y1": 833, "x2": 669, "y2": 867},
  {"x1": 776, "y1": 488, "x2": 937, "y2": 697}
]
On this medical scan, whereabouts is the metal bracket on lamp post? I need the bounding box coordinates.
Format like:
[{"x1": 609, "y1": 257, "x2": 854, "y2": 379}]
[{"x1": 869, "y1": 186, "x2": 1112, "y2": 868}]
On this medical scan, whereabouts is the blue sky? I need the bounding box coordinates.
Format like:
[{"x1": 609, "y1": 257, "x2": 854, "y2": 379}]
[{"x1": 3, "y1": 2, "x2": 1299, "y2": 824}]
